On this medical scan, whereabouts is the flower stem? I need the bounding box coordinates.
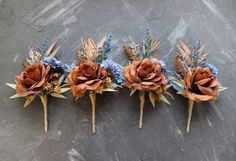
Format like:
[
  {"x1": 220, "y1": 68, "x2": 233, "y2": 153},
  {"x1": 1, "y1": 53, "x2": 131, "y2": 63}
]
[
  {"x1": 139, "y1": 91, "x2": 145, "y2": 128},
  {"x1": 89, "y1": 93, "x2": 96, "y2": 134},
  {"x1": 40, "y1": 95, "x2": 48, "y2": 132},
  {"x1": 186, "y1": 99, "x2": 194, "y2": 133}
]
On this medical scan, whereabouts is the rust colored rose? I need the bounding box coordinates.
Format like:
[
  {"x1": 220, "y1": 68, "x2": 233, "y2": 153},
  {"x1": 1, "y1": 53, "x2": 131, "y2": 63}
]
[
  {"x1": 67, "y1": 60, "x2": 108, "y2": 98},
  {"x1": 124, "y1": 58, "x2": 168, "y2": 93},
  {"x1": 184, "y1": 67, "x2": 219, "y2": 102},
  {"x1": 16, "y1": 63, "x2": 51, "y2": 97}
]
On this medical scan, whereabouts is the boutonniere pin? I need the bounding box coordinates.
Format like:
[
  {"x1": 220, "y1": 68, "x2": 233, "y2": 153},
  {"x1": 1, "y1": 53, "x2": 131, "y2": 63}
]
[
  {"x1": 6, "y1": 42, "x2": 70, "y2": 132},
  {"x1": 169, "y1": 40, "x2": 227, "y2": 133},
  {"x1": 123, "y1": 28, "x2": 172, "y2": 128},
  {"x1": 67, "y1": 35, "x2": 123, "y2": 133}
]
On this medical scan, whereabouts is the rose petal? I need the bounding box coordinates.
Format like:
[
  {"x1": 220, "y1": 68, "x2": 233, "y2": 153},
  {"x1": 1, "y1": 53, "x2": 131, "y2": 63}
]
[
  {"x1": 72, "y1": 84, "x2": 87, "y2": 97},
  {"x1": 197, "y1": 85, "x2": 213, "y2": 95},
  {"x1": 77, "y1": 76, "x2": 88, "y2": 81},
  {"x1": 86, "y1": 80, "x2": 102, "y2": 90},
  {"x1": 32, "y1": 77, "x2": 46, "y2": 88},
  {"x1": 209, "y1": 78, "x2": 219, "y2": 87},
  {"x1": 194, "y1": 78, "x2": 211, "y2": 85},
  {"x1": 143, "y1": 73, "x2": 156, "y2": 80},
  {"x1": 132, "y1": 83, "x2": 144, "y2": 90},
  {"x1": 130, "y1": 68, "x2": 141, "y2": 82},
  {"x1": 187, "y1": 91, "x2": 213, "y2": 102},
  {"x1": 21, "y1": 78, "x2": 37, "y2": 85}
]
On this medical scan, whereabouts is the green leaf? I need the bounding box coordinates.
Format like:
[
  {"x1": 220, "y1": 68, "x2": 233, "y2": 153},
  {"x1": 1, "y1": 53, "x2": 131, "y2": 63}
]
[
  {"x1": 60, "y1": 88, "x2": 70, "y2": 93},
  {"x1": 130, "y1": 89, "x2": 137, "y2": 96},
  {"x1": 24, "y1": 95, "x2": 36, "y2": 108},
  {"x1": 6, "y1": 83, "x2": 16, "y2": 89},
  {"x1": 9, "y1": 94, "x2": 22, "y2": 99},
  {"x1": 160, "y1": 94, "x2": 171, "y2": 105},
  {"x1": 51, "y1": 93, "x2": 66, "y2": 99}
]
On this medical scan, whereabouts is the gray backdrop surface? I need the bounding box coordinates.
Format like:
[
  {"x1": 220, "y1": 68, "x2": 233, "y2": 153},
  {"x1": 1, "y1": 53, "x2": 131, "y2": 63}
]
[{"x1": 0, "y1": 0, "x2": 236, "y2": 160}]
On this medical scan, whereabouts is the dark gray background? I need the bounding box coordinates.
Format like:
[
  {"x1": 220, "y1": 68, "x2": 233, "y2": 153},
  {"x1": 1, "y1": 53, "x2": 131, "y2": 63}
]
[{"x1": 0, "y1": 0, "x2": 236, "y2": 161}]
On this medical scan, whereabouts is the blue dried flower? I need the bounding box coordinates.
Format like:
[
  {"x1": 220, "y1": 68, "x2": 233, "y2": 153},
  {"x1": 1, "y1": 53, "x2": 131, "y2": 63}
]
[
  {"x1": 200, "y1": 62, "x2": 218, "y2": 76},
  {"x1": 42, "y1": 56, "x2": 66, "y2": 71},
  {"x1": 151, "y1": 58, "x2": 167, "y2": 73},
  {"x1": 194, "y1": 40, "x2": 201, "y2": 51},
  {"x1": 143, "y1": 27, "x2": 152, "y2": 58},
  {"x1": 102, "y1": 34, "x2": 112, "y2": 60},
  {"x1": 101, "y1": 59, "x2": 124, "y2": 85}
]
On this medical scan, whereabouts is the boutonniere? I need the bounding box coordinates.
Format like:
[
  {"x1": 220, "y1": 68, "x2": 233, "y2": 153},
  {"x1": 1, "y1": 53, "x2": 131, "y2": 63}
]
[
  {"x1": 67, "y1": 35, "x2": 123, "y2": 133},
  {"x1": 123, "y1": 28, "x2": 172, "y2": 128},
  {"x1": 169, "y1": 40, "x2": 227, "y2": 133},
  {"x1": 6, "y1": 42, "x2": 70, "y2": 132}
]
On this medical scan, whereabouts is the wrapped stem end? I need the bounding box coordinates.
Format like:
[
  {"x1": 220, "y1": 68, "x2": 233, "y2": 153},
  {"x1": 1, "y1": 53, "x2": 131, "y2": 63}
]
[
  {"x1": 186, "y1": 99, "x2": 194, "y2": 133},
  {"x1": 139, "y1": 91, "x2": 145, "y2": 129},
  {"x1": 89, "y1": 93, "x2": 96, "y2": 134}
]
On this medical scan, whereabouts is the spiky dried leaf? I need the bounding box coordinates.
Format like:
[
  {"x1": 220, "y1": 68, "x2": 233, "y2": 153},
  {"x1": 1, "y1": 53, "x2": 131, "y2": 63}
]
[
  {"x1": 148, "y1": 92, "x2": 156, "y2": 108},
  {"x1": 159, "y1": 94, "x2": 170, "y2": 105},
  {"x1": 9, "y1": 94, "x2": 22, "y2": 99},
  {"x1": 6, "y1": 83, "x2": 16, "y2": 89},
  {"x1": 24, "y1": 95, "x2": 35, "y2": 108},
  {"x1": 45, "y1": 42, "x2": 58, "y2": 56},
  {"x1": 51, "y1": 93, "x2": 66, "y2": 99},
  {"x1": 130, "y1": 89, "x2": 137, "y2": 96},
  {"x1": 124, "y1": 43, "x2": 137, "y2": 62}
]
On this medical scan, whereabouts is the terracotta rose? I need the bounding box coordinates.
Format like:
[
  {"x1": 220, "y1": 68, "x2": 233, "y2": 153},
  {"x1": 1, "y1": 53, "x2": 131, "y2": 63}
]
[
  {"x1": 16, "y1": 63, "x2": 51, "y2": 97},
  {"x1": 184, "y1": 67, "x2": 219, "y2": 102},
  {"x1": 67, "y1": 60, "x2": 108, "y2": 98},
  {"x1": 124, "y1": 58, "x2": 167, "y2": 93}
]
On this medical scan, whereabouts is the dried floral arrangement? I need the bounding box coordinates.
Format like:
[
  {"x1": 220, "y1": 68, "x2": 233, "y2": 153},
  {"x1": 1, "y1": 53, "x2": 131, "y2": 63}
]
[
  {"x1": 6, "y1": 42, "x2": 70, "y2": 132},
  {"x1": 169, "y1": 40, "x2": 227, "y2": 133},
  {"x1": 67, "y1": 35, "x2": 124, "y2": 133},
  {"x1": 123, "y1": 28, "x2": 172, "y2": 128}
]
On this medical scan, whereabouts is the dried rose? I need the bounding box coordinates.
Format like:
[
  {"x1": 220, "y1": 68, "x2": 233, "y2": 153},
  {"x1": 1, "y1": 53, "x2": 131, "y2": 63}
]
[
  {"x1": 124, "y1": 58, "x2": 168, "y2": 93},
  {"x1": 16, "y1": 63, "x2": 50, "y2": 97},
  {"x1": 184, "y1": 67, "x2": 219, "y2": 102},
  {"x1": 67, "y1": 60, "x2": 109, "y2": 98}
]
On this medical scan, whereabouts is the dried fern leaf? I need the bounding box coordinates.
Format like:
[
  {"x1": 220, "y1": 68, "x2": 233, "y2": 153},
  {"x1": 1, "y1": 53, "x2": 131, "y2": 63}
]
[
  {"x1": 179, "y1": 40, "x2": 191, "y2": 57},
  {"x1": 45, "y1": 42, "x2": 58, "y2": 56},
  {"x1": 124, "y1": 43, "x2": 137, "y2": 62},
  {"x1": 97, "y1": 36, "x2": 106, "y2": 49},
  {"x1": 198, "y1": 52, "x2": 208, "y2": 63},
  {"x1": 150, "y1": 40, "x2": 160, "y2": 52},
  {"x1": 175, "y1": 55, "x2": 187, "y2": 77}
]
